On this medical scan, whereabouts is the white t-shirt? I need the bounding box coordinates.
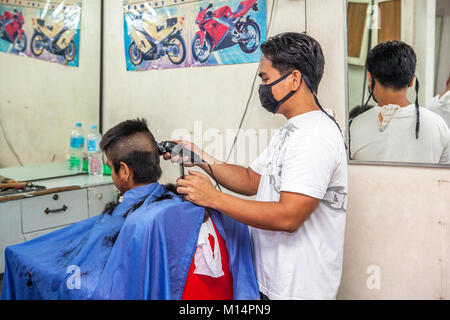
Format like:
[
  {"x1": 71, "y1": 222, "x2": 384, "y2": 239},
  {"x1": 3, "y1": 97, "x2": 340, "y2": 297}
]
[
  {"x1": 428, "y1": 91, "x2": 450, "y2": 129},
  {"x1": 249, "y1": 111, "x2": 348, "y2": 300},
  {"x1": 350, "y1": 104, "x2": 450, "y2": 164}
]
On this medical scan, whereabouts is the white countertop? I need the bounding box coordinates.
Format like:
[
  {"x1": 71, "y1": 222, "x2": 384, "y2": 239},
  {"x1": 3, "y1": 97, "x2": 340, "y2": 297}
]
[{"x1": 0, "y1": 162, "x2": 114, "y2": 201}]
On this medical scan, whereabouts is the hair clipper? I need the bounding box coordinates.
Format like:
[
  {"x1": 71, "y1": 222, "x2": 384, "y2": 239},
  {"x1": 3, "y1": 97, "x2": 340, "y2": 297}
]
[{"x1": 157, "y1": 141, "x2": 204, "y2": 201}]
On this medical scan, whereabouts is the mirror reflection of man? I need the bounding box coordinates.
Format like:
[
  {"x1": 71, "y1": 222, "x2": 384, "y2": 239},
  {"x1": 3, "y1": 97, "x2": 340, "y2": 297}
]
[
  {"x1": 164, "y1": 32, "x2": 348, "y2": 300},
  {"x1": 428, "y1": 73, "x2": 450, "y2": 128},
  {"x1": 350, "y1": 41, "x2": 450, "y2": 164}
]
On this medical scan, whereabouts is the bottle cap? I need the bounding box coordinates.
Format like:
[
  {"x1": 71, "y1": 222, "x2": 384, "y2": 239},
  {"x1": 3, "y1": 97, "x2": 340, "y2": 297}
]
[
  {"x1": 91, "y1": 124, "x2": 97, "y2": 130},
  {"x1": 75, "y1": 122, "x2": 82, "y2": 127}
]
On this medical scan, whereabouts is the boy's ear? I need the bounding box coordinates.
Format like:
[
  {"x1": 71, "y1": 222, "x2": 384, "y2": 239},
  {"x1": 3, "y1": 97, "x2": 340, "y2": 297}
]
[{"x1": 119, "y1": 162, "x2": 133, "y2": 182}]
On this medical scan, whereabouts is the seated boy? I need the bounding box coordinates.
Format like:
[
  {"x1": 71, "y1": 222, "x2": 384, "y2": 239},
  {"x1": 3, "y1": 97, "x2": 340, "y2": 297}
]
[{"x1": 1, "y1": 119, "x2": 258, "y2": 300}]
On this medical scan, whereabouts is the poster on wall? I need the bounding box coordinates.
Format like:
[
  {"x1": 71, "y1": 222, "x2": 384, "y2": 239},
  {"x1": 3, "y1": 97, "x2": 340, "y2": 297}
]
[
  {"x1": 123, "y1": 0, "x2": 266, "y2": 71},
  {"x1": 0, "y1": 0, "x2": 81, "y2": 67}
]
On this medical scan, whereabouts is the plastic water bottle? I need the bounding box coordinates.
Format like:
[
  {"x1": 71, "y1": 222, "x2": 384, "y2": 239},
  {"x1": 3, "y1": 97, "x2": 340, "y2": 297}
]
[
  {"x1": 69, "y1": 122, "x2": 85, "y2": 173},
  {"x1": 87, "y1": 124, "x2": 103, "y2": 176}
]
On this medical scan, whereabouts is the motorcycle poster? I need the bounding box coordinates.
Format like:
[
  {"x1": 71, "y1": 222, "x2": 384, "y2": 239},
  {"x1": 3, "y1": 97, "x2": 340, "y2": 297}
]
[
  {"x1": 0, "y1": 0, "x2": 81, "y2": 67},
  {"x1": 123, "y1": 0, "x2": 267, "y2": 71}
]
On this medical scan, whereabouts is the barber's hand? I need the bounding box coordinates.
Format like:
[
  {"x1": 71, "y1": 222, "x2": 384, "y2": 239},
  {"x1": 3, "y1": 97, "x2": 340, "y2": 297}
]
[
  {"x1": 162, "y1": 140, "x2": 203, "y2": 167},
  {"x1": 176, "y1": 170, "x2": 220, "y2": 208}
]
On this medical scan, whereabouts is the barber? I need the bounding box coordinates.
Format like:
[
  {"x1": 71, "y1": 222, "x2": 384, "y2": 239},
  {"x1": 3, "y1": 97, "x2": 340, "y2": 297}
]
[{"x1": 164, "y1": 32, "x2": 348, "y2": 300}]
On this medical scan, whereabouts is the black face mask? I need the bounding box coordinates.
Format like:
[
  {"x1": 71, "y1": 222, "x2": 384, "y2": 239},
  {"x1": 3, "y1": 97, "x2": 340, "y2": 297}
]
[
  {"x1": 258, "y1": 72, "x2": 297, "y2": 114},
  {"x1": 365, "y1": 74, "x2": 378, "y2": 106}
]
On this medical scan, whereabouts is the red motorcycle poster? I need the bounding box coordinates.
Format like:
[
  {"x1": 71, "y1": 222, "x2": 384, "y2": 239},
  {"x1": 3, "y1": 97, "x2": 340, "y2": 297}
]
[
  {"x1": 123, "y1": 0, "x2": 267, "y2": 71},
  {"x1": 0, "y1": 0, "x2": 81, "y2": 67}
]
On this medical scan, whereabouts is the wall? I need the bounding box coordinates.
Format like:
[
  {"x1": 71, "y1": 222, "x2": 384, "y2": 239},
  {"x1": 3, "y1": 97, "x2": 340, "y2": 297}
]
[
  {"x1": 341, "y1": 165, "x2": 450, "y2": 299},
  {"x1": 103, "y1": 0, "x2": 307, "y2": 185},
  {"x1": 103, "y1": 0, "x2": 450, "y2": 299},
  {"x1": 0, "y1": 0, "x2": 101, "y2": 168}
]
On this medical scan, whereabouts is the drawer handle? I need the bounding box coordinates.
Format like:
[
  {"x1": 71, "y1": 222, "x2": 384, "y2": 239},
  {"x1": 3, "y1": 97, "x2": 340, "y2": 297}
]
[{"x1": 44, "y1": 205, "x2": 68, "y2": 214}]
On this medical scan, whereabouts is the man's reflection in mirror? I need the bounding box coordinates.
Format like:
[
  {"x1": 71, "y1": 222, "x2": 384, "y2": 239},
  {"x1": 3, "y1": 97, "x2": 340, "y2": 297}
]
[
  {"x1": 349, "y1": 41, "x2": 450, "y2": 164},
  {"x1": 428, "y1": 73, "x2": 450, "y2": 128}
]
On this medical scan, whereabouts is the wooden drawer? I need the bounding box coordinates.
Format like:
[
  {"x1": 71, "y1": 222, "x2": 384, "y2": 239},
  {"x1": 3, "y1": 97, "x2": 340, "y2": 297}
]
[
  {"x1": 87, "y1": 184, "x2": 118, "y2": 218},
  {"x1": 21, "y1": 189, "x2": 89, "y2": 234}
]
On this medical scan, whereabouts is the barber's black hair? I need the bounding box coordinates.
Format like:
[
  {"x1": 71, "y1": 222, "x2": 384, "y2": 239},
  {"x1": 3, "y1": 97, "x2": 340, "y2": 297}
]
[
  {"x1": 366, "y1": 41, "x2": 416, "y2": 90},
  {"x1": 366, "y1": 41, "x2": 420, "y2": 139},
  {"x1": 100, "y1": 118, "x2": 162, "y2": 184},
  {"x1": 261, "y1": 32, "x2": 324, "y2": 94}
]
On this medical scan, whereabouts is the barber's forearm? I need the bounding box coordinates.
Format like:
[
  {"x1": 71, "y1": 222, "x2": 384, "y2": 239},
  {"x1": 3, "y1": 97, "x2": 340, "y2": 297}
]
[
  {"x1": 211, "y1": 192, "x2": 296, "y2": 232},
  {"x1": 199, "y1": 158, "x2": 258, "y2": 196}
]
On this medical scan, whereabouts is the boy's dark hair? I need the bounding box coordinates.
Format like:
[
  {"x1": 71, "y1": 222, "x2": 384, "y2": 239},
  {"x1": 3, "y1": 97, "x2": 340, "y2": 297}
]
[
  {"x1": 366, "y1": 41, "x2": 416, "y2": 90},
  {"x1": 100, "y1": 118, "x2": 162, "y2": 184},
  {"x1": 260, "y1": 32, "x2": 325, "y2": 94}
]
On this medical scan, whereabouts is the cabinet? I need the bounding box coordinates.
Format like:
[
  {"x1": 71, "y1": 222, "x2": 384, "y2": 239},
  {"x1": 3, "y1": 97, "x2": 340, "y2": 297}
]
[{"x1": 0, "y1": 175, "x2": 117, "y2": 274}]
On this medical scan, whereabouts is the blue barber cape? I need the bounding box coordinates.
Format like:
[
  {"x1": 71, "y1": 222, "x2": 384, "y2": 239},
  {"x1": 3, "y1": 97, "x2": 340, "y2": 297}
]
[{"x1": 1, "y1": 183, "x2": 259, "y2": 300}]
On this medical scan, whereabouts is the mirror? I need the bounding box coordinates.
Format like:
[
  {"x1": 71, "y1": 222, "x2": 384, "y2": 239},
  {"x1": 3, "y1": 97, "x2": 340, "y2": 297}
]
[
  {"x1": 0, "y1": 0, "x2": 102, "y2": 180},
  {"x1": 346, "y1": 0, "x2": 450, "y2": 166}
]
